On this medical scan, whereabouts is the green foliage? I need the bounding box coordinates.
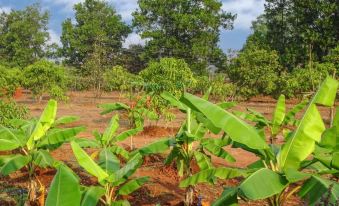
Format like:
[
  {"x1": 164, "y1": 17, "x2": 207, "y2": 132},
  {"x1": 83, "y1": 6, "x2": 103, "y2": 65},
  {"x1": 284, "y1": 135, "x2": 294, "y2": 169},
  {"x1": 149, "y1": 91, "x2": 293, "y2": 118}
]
[
  {"x1": 0, "y1": 100, "x2": 84, "y2": 203},
  {"x1": 0, "y1": 65, "x2": 22, "y2": 97},
  {"x1": 70, "y1": 141, "x2": 148, "y2": 206},
  {"x1": 61, "y1": 0, "x2": 130, "y2": 69},
  {"x1": 228, "y1": 47, "x2": 280, "y2": 98},
  {"x1": 180, "y1": 77, "x2": 338, "y2": 206},
  {"x1": 140, "y1": 58, "x2": 196, "y2": 115},
  {"x1": 132, "y1": 0, "x2": 235, "y2": 73},
  {"x1": 23, "y1": 60, "x2": 68, "y2": 101},
  {"x1": 0, "y1": 4, "x2": 51, "y2": 67},
  {"x1": 74, "y1": 115, "x2": 141, "y2": 159},
  {"x1": 0, "y1": 99, "x2": 29, "y2": 127},
  {"x1": 103, "y1": 65, "x2": 143, "y2": 92},
  {"x1": 277, "y1": 62, "x2": 336, "y2": 98}
]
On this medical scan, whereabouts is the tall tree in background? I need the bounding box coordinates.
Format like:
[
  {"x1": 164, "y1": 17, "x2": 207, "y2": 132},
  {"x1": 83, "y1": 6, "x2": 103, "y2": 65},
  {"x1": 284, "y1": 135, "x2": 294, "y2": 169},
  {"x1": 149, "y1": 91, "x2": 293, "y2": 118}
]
[
  {"x1": 117, "y1": 44, "x2": 146, "y2": 73},
  {"x1": 0, "y1": 4, "x2": 50, "y2": 67},
  {"x1": 132, "y1": 0, "x2": 235, "y2": 73},
  {"x1": 264, "y1": 0, "x2": 339, "y2": 69},
  {"x1": 60, "y1": 0, "x2": 131, "y2": 69}
]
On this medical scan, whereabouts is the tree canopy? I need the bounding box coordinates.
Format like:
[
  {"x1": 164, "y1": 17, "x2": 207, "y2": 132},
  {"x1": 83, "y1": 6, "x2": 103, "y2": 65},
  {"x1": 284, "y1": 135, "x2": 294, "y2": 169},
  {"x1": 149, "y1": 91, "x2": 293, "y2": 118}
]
[
  {"x1": 60, "y1": 0, "x2": 131, "y2": 69},
  {"x1": 0, "y1": 4, "x2": 50, "y2": 67},
  {"x1": 132, "y1": 0, "x2": 235, "y2": 73}
]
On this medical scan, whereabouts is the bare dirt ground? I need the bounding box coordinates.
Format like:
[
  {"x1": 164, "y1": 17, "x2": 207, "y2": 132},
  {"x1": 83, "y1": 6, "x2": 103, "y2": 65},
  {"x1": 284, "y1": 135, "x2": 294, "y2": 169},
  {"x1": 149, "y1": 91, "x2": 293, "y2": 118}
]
[{"x1": 3, "y1": 91, "x2": 333, "y2": 205}]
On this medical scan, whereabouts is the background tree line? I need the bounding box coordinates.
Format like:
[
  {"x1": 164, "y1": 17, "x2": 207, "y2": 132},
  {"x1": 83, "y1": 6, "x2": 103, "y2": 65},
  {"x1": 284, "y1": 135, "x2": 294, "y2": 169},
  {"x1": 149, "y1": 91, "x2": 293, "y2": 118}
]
[{"x1": 0, "y1": 0, "x2": 338, "y2": 100}]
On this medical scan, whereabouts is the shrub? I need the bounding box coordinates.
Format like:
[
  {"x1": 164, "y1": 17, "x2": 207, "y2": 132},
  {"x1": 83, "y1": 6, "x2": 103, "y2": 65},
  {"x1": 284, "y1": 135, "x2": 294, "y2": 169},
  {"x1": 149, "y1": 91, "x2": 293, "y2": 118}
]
[
  {"x1": 277, "y1": 62, "x2": 336, "y2": 98},
  {"x1": 103, "y1": 65, "x2": 143, "y2": 92},
  {"x1": 140, "y1": 58, "x2": 196, "y2": 97},
  {"x1": 228, "y1": 47, "x2": 280, "y2": 98},
  {"x1": 0, "y1": 65, "x2": 22, "y2": 98},
  {"x1": 23, "y1": 60, "x2": 68, "y2": 101},
  {"x1": 0, "y1": 99, "x2": 29, "y2": 127},
  {"x1": 140, "y1": 58, "x2": 196, "y2": 115}
]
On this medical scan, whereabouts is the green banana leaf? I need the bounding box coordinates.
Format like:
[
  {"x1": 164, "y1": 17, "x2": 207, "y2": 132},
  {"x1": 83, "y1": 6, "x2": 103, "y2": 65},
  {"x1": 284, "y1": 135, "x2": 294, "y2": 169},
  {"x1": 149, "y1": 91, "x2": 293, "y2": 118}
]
[
  {"x1": 117, "y1": 176, "x2": 149, "y2": 195},
  {"x1": 212, "y1": 187, "x2": 238, "y2": 206},
  {"x1": 46, "y1": 164, "x2": 81, "y2": 206},
  {"x1": 111, "y1": 200, "x2": 130, "y2": 206},
  {"x1": 0, "y1": 126, "x2": 26, "y2": 151},
  {"x1": 110, "y1": 145, "x2": 130, "y2": 160},
  {"x1": 98, "y1": 148, "x2": 120, "y2": 173},
  {"x1": 179, "y1": 167, "x2": 245, "y2": 187},
  {"x1": 32, "y1": 150, "x2": 55, "y2": 168},
  {"x1": 278, "y1": 77, "x2": 338, "y2": 170},
  {"x1": 27, "y1": 100, "x2": 57, "y2": 150},
  {"x1": 37, "y1": 126, "x2": 85, "y2": 148},
  {"x1": 74, "y1": 138, "x2": 101, "y2": 148},
  {"x1": 53, "y1": 116, "x2": 79, "y2": 126},
  {"x1": 161, "y1": 92, "x2": 187, "y2": 110},
  {"x1": 193, "y1": 151, "x2": 213, "y2": 170},
  {"x1": 138, "y1": 138, "x2": 173, "y2": 155},
  {"x1": 182, "y1": 93, "x2": 268, "y2": 150},
  {"x1": 299, "y1": 175, "x2": 339, "y2": 205},
  {"x1": 115, "y1": 127, "x2": 142, "y2": 142},
  {"x1": 0, "y1": 154, "x2": 30, "y2": 175},
  {"x1": 283, "y1": 101, "x2": 307, "y2": 126},
  {"x1": 202, "y1": 141, "x2": 236, "y2": 163},
  {"x1": 111, "y1": 154, "x2": 143, "y2": 185},
  {"x1": 271, "y1": 95, "x2": 285, "y2": 135},
  {"x1": 99, "y1": 103, "x2": 130, "y2": 115},
  {"x1": 239, "y1": 168, "x2": 287, "y2": 200},
  {"x1": 102, "y1": 115, "x2": 119, "y2": 144},
  {"x1": 81, "y1": 186, "x2": 105, "y2": 206},
  {"x1": 71, "y1": 141, "x2": 108, "y2": 182}
]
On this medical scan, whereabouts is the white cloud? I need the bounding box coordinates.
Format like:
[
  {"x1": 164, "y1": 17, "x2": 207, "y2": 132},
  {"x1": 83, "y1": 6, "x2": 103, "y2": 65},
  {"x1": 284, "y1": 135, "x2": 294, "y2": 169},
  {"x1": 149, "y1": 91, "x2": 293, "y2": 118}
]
[
  {"x1": 123, "y1": 32, "x2": 146, "y2": 48},
  {"x1": 48, "y1": 29, "x2": 61, "y2": 46},
  {"x1": 0, "y1": 6, "x2": 11, "y2": 14},
  {"x1": 113, "y1": 1, "x2": 138, "y2": 22},
  {"x1": 222, "y1": 0, "x2": 265, "y2": 30},
  {"x1": 43, "y1": 0, "x2": 84, "y2": 12}
]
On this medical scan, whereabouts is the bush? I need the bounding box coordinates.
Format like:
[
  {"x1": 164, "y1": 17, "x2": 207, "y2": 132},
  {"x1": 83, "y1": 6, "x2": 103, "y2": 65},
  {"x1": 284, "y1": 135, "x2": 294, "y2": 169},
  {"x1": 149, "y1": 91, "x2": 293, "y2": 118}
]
[
  {"x1": 277, "y1": 62, "x2": 335, "y2": 98},
  {"x1": 192, "y1": 74, "x2": 236, "y2": 100},
  {"x1": 23, "y1": 60, "x2": 68, "y2": 101},
  {"x1": 140, "y1": 58, "x2": 196, "y2": 115},
  {"x1": 0, "y1": 65, "x2": 22, "y2": 98},
  {"x1": 228, "y1": 47, "x2": 280, "y2": 98},
  {"x1": 103, "y1": 65, "x2": 143, "y2": 92},
  {"x1": 140, "y1": 58, "x2": 196, "y2": 97},
  {"x1": 0, "y1": 99, "x2": 29, "y2": 127}
]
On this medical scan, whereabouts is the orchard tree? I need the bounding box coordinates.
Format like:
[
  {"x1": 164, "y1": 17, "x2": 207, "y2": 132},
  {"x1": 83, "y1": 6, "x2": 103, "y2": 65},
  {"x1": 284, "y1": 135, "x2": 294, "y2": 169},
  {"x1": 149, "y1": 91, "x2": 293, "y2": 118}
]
[
  {"x1": 0, "y1": 4, "x2": 50, "y2": 67},
  {"x1": 60, "y1": 0, "x2": 131, "y2": 69},
  {"x1": 132, "y1": 0, "x2": 235, "y2": 73}
]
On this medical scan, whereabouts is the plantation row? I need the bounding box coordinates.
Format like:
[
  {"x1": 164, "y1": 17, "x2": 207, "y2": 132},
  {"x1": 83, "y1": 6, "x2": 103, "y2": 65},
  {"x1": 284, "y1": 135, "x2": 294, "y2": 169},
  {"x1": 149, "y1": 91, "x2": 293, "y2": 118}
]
[{"x1": 0, "y1": 76, "x2": 338, "y2": 205}]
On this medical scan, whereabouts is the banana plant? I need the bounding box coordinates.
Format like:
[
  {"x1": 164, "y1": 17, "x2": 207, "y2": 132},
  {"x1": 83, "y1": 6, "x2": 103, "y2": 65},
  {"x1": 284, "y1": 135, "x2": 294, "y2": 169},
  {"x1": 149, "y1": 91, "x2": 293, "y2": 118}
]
[
  {"x1": 234, "y1": 94, "x2": 307, "y2": 144},
  {"x1": 70, "y1": 141, "x2": 148, "y2": 206},
  {"x1": 0, "y1": 100, "x2": 85, "y2": 204},
  {"x1": 99, "y1": 95, "x2": 157, "y2": 149},
  {"x1": 180, "y1": 77, "x2": 339, "y2": 206},
  {"x1": 136, "y1": 92, "x2": 245, "y2": 206},
  {"x1": 74, "y1": 115, "x2": 141, "y2": 161}
]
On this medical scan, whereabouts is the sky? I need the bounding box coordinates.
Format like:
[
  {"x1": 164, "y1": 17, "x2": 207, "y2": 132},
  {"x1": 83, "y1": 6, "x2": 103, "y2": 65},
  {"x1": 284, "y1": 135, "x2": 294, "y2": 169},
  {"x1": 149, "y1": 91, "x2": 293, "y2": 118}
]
[{"x1": 0, "y1": 0, "x2": 265, "y2": 51}]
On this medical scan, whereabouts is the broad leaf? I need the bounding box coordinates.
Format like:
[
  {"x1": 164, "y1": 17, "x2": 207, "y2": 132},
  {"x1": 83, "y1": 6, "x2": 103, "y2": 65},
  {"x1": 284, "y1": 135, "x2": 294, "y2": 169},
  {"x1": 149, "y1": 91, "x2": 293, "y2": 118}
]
[
  {"x1": 299, "y1": 175, "x2": 339, "y2": 205},
  {"x1": 115, "y1": 127, "x2": 142, "y2": 142},
  {"x1": 0, "y1": 154, "x2": 30, "y2": 175},
  {"x1": 271, "y1": 95, "x2": 285, "y2": 135},
  {"x1": 278, "y1": 77, "x2": 338, "y2": 170},
  {"x1": 46, "y1": 164, "x2": 81, "y2": 206},
  {"x1": 182, "y1": 93, "x2": 268, "y2": 150},
  {"x1": 74, "y1": 138, "x2": 100, "y2": 148},
  {"x1": 71, "y1": 141, "x2": 108, "y2": 182},
  {"x1": 203, "y1": 142, "x2": 235, "y2": 163},
  {"x1": 111, "y1": 200, "x2": 130, "y2": 206},
  {"x1": 32, "y1": 150, "x2": 55, "y2": 168},
  {"x1": 112, "y1": 154, "x2": 142, "y2": 185},
  {"x1": 117, "y1": 176, "x2": 149, "y2": 195},
  {"x1": 239, "y1": 168, "x2": 287, "y2": 200},
  {"x1": 102, "y1": 115, "x2": 119, "y2": 144},
  {"x1": 213, "y1": 187, "x2": 238, "y2": 206},
  {"x1": 0, "y1": 126, "x2": 25, "y2": 151},
  {"x1": 99, "y1": 103, "x2": 129, "y2": 115},
  {"x1": 138, "y1": 138, "x2": 173, "y2": 155},
  {"x1": 98, "y1": 149, "x2": 120, "y2": 173},
  {"x1": 37, "y1": 126, "x2": 85, "y2": 148},
  {"x1": 27, "y1": 100, "x2": 57, "y2": 150},
  {"x1": 81, "y1": 186, "x2": 105, "y2": 206},
  {"x1": 194, "y1": 151, "x2": 213, "y2": 170},
  {"x1": 53, "y1": 116, "x2": 79, "y2": 126}
]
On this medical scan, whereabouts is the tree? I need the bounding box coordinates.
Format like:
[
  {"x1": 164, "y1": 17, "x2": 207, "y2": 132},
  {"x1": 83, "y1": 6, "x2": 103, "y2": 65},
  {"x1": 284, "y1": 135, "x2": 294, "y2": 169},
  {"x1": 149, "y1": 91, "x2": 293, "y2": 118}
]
[
  {"x1": 263, "y1": 0, "x2": 339, "y2": 69},
  {"x1": 117, "y1": 44, "x2": 147, "y2": 73},
  {"x1": 0, "y1": 4, "x2": 50, "y2": 67},
  {"x1": 132, "y1": 0, "x2": 235, "y2": 73},
  {"x1": 60, "y1": 0, "x2": 131, "y2": 69},
  {"x1": 228, "y1": 47, "x2": 281, "y2": 98}
]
